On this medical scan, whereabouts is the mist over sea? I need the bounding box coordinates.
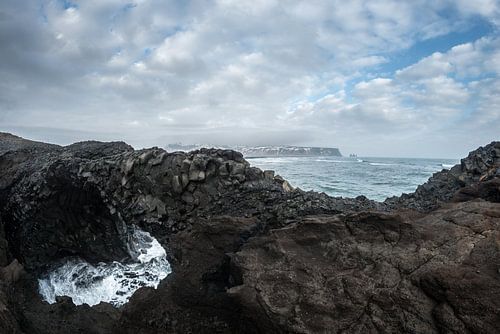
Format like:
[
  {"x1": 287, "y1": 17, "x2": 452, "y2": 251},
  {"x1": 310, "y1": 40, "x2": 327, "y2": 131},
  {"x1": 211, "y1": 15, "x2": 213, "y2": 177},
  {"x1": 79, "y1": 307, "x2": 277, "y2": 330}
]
[{"x1": 248, "y1": 156, "x2": 459, "y2": 202}]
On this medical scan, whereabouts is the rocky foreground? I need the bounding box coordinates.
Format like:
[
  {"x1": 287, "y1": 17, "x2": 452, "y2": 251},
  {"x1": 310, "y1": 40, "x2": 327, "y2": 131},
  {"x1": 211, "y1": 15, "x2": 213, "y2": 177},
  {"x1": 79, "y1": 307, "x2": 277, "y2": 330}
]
[{"x1": 0, "y1": 132, "x2": 498, "y2": 333}]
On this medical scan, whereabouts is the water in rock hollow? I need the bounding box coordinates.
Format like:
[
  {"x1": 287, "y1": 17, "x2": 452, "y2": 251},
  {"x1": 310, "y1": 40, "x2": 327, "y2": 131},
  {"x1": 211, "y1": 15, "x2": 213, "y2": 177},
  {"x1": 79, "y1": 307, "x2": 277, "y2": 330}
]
[{"x1": 38, "y1": 228, "x2": 171, "y2": 307}]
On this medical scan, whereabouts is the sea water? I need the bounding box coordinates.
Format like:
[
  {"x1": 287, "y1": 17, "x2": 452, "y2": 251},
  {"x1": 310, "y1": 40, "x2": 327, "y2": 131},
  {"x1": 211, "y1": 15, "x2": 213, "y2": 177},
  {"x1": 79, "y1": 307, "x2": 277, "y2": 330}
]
[
  {"x1": 248, "y1": 156, "x2": 459, "y2": 202},
  {"x1": 38, "y1": 228, "x2": 171, "y2": 307}
]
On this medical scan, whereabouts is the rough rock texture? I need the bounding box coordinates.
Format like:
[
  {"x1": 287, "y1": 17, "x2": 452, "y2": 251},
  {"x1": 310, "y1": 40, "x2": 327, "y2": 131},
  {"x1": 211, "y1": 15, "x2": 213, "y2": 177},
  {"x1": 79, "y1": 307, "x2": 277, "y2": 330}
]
[
  {"x1": 0, "y1": 133, "x2": 378, "y2": 272},
  {"x1": 229, "y1": 201, "x2": 500, "y2": 333},
  {"x1": 0, "y1": 132, "x2": 499, "y2": 333},
  {"x1": 386, "y1": 141, "x2": 500, "y2": 211},
  {"x1": 118, "y1": 216, "x2": 259, "y2": 334}
]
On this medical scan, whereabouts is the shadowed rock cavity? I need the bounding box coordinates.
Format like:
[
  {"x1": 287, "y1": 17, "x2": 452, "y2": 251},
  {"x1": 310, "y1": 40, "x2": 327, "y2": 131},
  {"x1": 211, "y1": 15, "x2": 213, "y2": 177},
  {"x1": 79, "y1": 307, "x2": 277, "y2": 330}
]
[{"x1": 4, "y1": 170, "x2": 131, "y2": 273}]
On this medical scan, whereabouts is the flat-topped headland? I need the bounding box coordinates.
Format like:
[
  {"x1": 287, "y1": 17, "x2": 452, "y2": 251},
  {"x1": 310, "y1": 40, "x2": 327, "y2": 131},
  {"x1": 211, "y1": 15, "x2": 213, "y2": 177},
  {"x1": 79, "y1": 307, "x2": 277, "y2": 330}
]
[{"x1": 165, "y1": 143, "x2": 343, "y2": 158}]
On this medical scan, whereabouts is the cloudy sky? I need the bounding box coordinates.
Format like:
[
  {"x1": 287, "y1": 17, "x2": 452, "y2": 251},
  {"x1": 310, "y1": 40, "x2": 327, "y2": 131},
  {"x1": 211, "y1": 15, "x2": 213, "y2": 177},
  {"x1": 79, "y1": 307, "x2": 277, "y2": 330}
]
[{"x1": 0, "y1": 0, "x2": 499, "y2": 157}]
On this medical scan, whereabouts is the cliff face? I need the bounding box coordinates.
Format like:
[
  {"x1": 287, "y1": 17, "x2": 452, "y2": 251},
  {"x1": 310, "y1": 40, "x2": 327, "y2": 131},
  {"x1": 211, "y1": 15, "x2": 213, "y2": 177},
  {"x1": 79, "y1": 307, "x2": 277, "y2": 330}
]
[
  {"x1": 0, "y1": 133, "x2": 498, "y2": 333},
  {"x1": 164, "y1": 144, "x2": 343, "y2": 158},
  {"x1": 238, "y1": 145, "x2": 342, "y2": 157}
]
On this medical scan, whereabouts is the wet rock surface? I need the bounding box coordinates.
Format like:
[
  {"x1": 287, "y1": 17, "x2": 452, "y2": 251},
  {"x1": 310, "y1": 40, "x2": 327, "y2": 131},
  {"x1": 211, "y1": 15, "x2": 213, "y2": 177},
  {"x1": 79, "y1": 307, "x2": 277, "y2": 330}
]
[{"x1": 0, "y1": 132, "x2": 498, "y2": 333}]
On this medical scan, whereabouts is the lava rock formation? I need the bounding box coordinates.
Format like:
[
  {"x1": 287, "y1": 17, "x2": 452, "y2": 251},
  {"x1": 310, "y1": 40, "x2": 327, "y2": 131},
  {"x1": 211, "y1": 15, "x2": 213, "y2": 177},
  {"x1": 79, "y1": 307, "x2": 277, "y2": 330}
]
[{"x1": 0, "y1": 132, "x2": 498, "y2": 333}]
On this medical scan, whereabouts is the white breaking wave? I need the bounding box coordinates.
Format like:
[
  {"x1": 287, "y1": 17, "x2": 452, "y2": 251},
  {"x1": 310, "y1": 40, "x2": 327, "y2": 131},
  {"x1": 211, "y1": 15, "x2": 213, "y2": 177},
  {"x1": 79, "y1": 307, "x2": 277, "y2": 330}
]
[
  {"x1": 38, "y1": 228, "x2": 171, "y2": 307},
  {"x1": 368, "y1": 162, "x2": 396, "y2": 166},
  {"x1": 441, "y1": 163, "x2": 455, "y2": 169},
  {"x1": 315, "y1": 159, "x2": 356, "y2": 163}
]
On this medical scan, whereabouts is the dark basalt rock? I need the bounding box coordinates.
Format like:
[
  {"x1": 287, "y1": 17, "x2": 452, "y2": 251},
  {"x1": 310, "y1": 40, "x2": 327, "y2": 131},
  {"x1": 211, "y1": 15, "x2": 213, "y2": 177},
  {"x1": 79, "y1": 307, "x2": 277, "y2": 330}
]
[
  {"x1": 452, "y1": 178, "x2": 500, "y2": 203},
  {"x1": 0, "y1": 132, "x2": 498, "y2": 333},
  {"x1": 228, "y1": 201, "x2": 500, "y2": 333},
  {"x1": 385, "y1": 141, "x2": 500, "y2": 211},
  {"x1": 118, "y1": 216, "x2": 259, "y2": 334}
]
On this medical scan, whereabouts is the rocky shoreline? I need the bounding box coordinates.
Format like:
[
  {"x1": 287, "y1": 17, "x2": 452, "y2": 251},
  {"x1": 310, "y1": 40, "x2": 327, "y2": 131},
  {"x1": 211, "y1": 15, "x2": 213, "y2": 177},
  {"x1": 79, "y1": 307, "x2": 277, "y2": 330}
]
[{"x1": 0, "y1": 132, "x2": 498, "y2": 333}]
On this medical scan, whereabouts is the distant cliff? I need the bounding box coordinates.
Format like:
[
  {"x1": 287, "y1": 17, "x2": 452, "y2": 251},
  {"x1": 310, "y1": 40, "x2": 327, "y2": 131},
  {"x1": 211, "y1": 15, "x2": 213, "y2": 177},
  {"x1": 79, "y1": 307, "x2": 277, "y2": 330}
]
[
  {"x1": 237, "y1": 146, "x2": 342, "y2": 157},
  {"x1": 165, "y1": 143, "x2": 342, "y2": 158}
]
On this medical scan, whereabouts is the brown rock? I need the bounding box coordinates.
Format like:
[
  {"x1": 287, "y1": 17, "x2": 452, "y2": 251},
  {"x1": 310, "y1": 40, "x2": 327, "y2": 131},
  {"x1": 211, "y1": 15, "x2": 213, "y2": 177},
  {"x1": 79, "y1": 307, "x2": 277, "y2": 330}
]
[
  {"x1": 0, "y1": 259, "x2": 24, "y2": 283},
  {"x1": 229, "y1": 201, "x2": 500, "y2": 333}
]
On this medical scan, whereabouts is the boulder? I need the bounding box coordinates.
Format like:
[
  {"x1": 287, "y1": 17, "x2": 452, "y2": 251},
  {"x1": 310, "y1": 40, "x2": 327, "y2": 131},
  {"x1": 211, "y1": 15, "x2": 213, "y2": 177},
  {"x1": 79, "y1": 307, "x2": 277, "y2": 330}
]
[
  {"x1": 0, "y1": 259, "x2": 24, "y2": 283},
  {"x1": 263, "y1": 170, "x2": 275, "y2": 180}
]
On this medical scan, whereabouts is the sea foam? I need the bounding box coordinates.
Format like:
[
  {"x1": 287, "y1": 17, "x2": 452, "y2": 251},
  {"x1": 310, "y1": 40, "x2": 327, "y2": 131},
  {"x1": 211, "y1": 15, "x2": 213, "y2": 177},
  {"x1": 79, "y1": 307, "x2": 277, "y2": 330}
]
[
  {"x1": 38, "y1": 228, "x2": 171, "y2": 307},
  {"x1": 441, "y1": 163, "x2": 455, "y2": 169}
]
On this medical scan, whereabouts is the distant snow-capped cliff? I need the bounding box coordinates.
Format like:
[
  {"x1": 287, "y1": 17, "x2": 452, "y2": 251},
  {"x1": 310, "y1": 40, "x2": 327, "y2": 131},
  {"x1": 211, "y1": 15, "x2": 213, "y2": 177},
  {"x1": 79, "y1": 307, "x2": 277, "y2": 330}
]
[
  {"x1": 165, "y1": 143, "x2": 342, "y2": 157},
  {"x1": 236, "y1": 146, "x2": 342, "y2": 157}
]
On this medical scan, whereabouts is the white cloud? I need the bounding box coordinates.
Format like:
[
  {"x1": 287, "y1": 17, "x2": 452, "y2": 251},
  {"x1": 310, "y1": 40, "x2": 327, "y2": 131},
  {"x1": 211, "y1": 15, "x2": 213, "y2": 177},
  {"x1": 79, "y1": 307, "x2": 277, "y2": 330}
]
[
  {"x1": 396, "y1": 52, "x2": 452, "y2": 80},
  {"x1": 453, "y1": 0, "x2": 499, "y2": 18},
  {"x1": 0, "y1": 0, "x2": 498, "y2": 157},
  {"x1": 284, "y1": 34, "x2": 499, "y2": 152}
]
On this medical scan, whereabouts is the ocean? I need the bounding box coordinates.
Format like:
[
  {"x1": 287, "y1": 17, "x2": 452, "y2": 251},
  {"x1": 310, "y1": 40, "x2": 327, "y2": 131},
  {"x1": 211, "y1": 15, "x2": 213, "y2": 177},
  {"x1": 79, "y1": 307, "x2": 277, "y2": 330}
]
[{"x1": 247, "y1": 156, "x2": 459, "y2": 202}]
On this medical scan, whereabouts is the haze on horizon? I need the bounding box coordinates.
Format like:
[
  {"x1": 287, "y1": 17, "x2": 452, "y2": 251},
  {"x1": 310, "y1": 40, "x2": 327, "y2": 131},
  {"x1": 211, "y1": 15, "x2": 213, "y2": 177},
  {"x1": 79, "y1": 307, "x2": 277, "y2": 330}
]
[{"x1": 0, "y1": 0, "x2": 499, "y2": 159}]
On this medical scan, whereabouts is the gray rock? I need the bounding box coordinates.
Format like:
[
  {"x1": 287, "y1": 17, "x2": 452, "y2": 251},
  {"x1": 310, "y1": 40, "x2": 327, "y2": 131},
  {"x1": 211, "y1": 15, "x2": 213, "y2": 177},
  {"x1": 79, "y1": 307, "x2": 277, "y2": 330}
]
[
  {"x1": 219, "y1": 163, "x2": 229, "y2": 176},
  {"x1": 0, "y1": 259, "x2": 23, "y2": 283},
  {"x1": 189, "y1": 164, "x2": 206, "y2": 181},
  {"x1": 229, "y1": 162, "x2": 246, "y2": 176},
  {"x1": 263, "y1": 170, "x2": 275, "y2": 179},
  {"x1": 282, "y1": 180, "x2": 294, "y2": 192},
  {"x1": 172, "y1": 175, "x2": 183, "y2": 194}
]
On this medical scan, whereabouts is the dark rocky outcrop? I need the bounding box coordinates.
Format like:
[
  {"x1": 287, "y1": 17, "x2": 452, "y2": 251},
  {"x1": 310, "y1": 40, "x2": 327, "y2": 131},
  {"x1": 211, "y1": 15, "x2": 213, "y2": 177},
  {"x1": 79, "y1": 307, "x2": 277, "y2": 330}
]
[
  {"x1": 229, "y1": 201, "x2": 500, "y2": 333},
  {"x1": 0, "y1": 133, "x2": 375, "y2": 271},
  {"x1": 385, "y1": 141, "x2": 500, "y2": 211},
  {"x1": 118, "y1": 216, "x2": 259, "y2": 334},
  {"x1": 0, "y1": 132, "x2": 498, "y2": 333}
]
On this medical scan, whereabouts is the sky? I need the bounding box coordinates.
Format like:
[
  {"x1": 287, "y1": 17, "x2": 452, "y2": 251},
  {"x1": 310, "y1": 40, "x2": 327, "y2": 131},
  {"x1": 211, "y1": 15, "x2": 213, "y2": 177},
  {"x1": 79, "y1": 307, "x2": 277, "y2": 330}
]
[{"x1": 0, "y1": 0, "x2": 499, "y2": 158}]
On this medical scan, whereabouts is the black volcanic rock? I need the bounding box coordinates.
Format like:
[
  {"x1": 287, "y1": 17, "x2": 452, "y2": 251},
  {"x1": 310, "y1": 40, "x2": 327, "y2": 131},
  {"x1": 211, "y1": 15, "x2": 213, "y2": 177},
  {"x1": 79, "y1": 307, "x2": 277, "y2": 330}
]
[
  {"x1": 0, "y1": 133, "x2": 61, "y2": 155},
  {"x1": 0, "y1": 132, "x2": 374, "y2": 273},
  {"x1": 64, "y1": 140, "x2": 134, "y2": 159},
  {"x1": 228, "y1": 201, "x2": 500, "y2": 333},
  {"x1": 385, "y1": 141, "x2": 500, "y2": 211},
  {"x1": 0, "y1": 132, "x2": 498, "y2": 333},
  {"x1": 118, "y1": 216, "x2": 259, "y2": 334}
]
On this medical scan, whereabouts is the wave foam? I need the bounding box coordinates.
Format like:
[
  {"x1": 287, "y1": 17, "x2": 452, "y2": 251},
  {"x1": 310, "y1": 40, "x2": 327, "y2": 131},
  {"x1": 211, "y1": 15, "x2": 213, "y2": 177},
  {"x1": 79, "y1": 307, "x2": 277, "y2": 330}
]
[
  {"x1": 38, "y1": 228, "x2": 171, "y2": 307},
  {"x1": 441, "y1": 163, "x2": 455, "y2": 169},
  {"x1": 368, "y1": 162, "x2": 396, "y2": 166}
]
